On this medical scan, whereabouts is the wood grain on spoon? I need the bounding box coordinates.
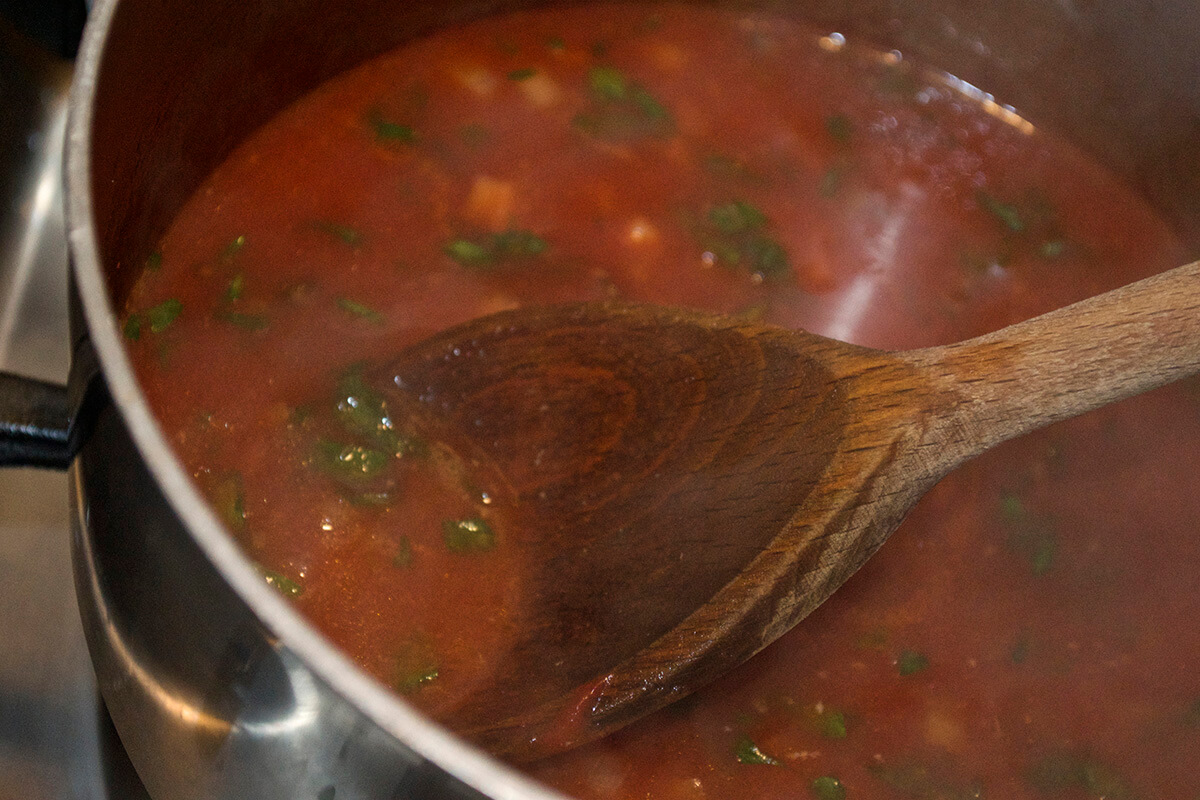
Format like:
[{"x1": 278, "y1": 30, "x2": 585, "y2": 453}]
[{"x1": 374, "y1": 259, "x2": 1200, "y2": 761}]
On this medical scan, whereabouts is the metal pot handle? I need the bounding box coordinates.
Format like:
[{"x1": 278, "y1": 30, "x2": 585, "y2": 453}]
[
  {"x1": 0, "y1": 372, "x2": 72, "y2": 468},
  {"x1": 0, "y1": 336, "x2": 107, "y2": 469}
]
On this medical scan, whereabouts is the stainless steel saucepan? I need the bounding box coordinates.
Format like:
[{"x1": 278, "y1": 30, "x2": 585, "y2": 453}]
[{"x1": 0, "y1": 0, "x2": 1196, "y2": 797}]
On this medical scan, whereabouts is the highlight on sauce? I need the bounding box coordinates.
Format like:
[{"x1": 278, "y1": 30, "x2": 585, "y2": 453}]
[{"x1": 121, "y1": 3, "x2": 1200, "y2": 798}]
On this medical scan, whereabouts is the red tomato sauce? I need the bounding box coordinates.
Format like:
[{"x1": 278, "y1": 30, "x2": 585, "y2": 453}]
[{"x1": 122, "y1": 4, "x2": 1200, "y2": 797}]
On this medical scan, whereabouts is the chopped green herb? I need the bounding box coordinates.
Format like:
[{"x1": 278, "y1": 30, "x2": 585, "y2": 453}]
[
  {"x1": 574, "y1": 67, "x2": 673, "y2": 142},
  {"x1": 897, "y1": 650, "x2": 931, "y2": 676},
  {"x1": 393, "y1": 537, "x2": 414, "y2": 568},
  {"x1": 590, "y1": 41, "x2": 609, "y2": 59},
  {"x1": 588, "y1": 65, "x2": 629, "y2": 98},
  {"x1": 315, "y1": 221, "x2": 364, "y2": 247},
  {"x1": 493, "y1": 229, "x2": 547, "y2": 257},
  {"x1": 733, "y1": 735, "x2": 779, "y2": 766},
  {"x1": 826, "y1": 114, "x2": 853, "y2": 144},
  {"x1": 220, "y1": 235, "x2": 247, "y2": 261},
  {"x1": 977, "y1": 190, "x2": 1026, "y2": 232},
  {"x1": 123, "y1": 315, "x2": 143, "y2": 341},
  {"x1": 333, "y1": 368, "x2": 427, "y2": 459},
  {"x1": 225, "y1": 273, "x2": 245, "y2": 302},
  {"x1": 507, "y1": 67, "x2": 537, "y2": 81},
  {"x1": 146, "y1": 298, "x2": 182, "y2": 333},
  {"x1": 443, "y1": 517, "x2": 495, "y2": 553},
  {"x1": 546, "y1": 36, "x2": 565, "y2": 51},
  {"x1": 214, "y1": 310, "x2": 270, "y2": 331},
  {"x1": 1028, "y1": 752, "x2": 1135, "y2": 799},
  {"x1": 630, "y1": 86, "x2": 669, "y2": 121},
  {"x1": 697, "y1": 200, "x2": 791, "y2": 281},
  {"x1": 709, "y1": 201, "x2": 767, "y2": 235},
  {"x1": 145, "y1": 251, "x2": 163, "y2": 271},
  {"x1": 869, "y1": 761, "x2": 983, "y2": 800},
  {"x1": 337, "y1": 297, "x2": 384, "y2": 324},
  {"x1": 745, "y1": 234, "x2": 790, "y2": 280},
  {"x1": 368, "y1": 110, "x2": 416, "y2": 143},
  {"x1": 1001, "y1": 491, "x2": 1059, "y2": 576},
  {"x1": 1030, "y1": 535, "x2": 1057, "y2": 576},
  {"x1": 261, "y1": 569, "x2": 304, "y2": 598},
  {"x1": 819, "y1": 708, "x2": 848, "y2": 739},
  {"x1": 394, "y1": 637, "x2": 440, "y2": 694},
  {"x1": 812, "y1": 776, "x2": 847, "y2": 800},
  {"x1": 445, "y1": 238, "x2": 492, "y2": 265},
  {"x1": 444, "y1": 229, "x2": 548, "y2": 269},
  {"x1": 1040, "y1": 238, "x2": 1068, "y2": 259},
  {"x1": 210, "y1": 472, "x2": 246, "y2": 534},
  {"x1": 1000, "y1": 492, "x2": 1025, "y2": 521},
  {"x1": 313, "y1": 440, "x2": 388, "y2": 483}
]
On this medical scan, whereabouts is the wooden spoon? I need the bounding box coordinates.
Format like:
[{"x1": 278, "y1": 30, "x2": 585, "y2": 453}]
[{"x1": 374, "y1": 259, "x2": 1200, "y2": 761}]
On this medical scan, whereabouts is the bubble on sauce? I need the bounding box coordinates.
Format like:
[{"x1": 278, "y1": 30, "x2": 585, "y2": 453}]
[{"x1": 818, "y1": 32, "x2": 846, "y2": 52}]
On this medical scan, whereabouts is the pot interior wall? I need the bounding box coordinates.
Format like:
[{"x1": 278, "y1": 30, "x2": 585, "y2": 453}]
[{"x1": 87, "y1": 0, "x2": 1200, "y2": 311}]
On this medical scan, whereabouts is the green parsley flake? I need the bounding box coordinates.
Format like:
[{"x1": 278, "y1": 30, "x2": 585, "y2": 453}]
[
  {"x1": 214, "y1": 310, "x2": 269, "y2": 331},
  {"x1": 444, "y1": 229, "x2": 547, "y2": 269},
  {"x1": 443, "y1": 517, "x2": 496, "y2": 553},
  {"x1": 146, "y1": 298, "x2": 182, "y2": 333},
  {"x1": 220, "y1": 235, "x2": 247, "y2": 261},
  {"x1": 315, "y1": 221, "x2": 364, "y2": 247},
  {"x1": 819, "y1": 708, "x2": 848, "y2": 739},
  {"x1": 123, "y1": 315, "x2": 143, "y2": 341},
  {"x1": 368, "y1": 111, "x2": 416, "y2": 143},
  {"x1": 314, "y1": 440, "x2": 389, "y2": 483},
  {"x1": 733, "y1": 735, "x2": 779, "y2": 766},
  {"x1": 337, "y1": 297, "x2": 384, "y2": 324},
  {"x1": 394, "y1": 637, "x2": 440, "y2": 694},
  {"x1": 897, "y1": 649, "x2": 931, "y2": 676},
  {"x1": 574, "y1": 67, "x2": 673, "y2": 142},
  {"x1": 210, "y1": 472, "x2": 246, "y2": 534},
  {"x1": 811, "y1": 776, "x2": 846, "y2": 800},
  {"x1": 225, "y1": 273, "x2": 245, "y2": 303},
  {"x1": 507, "y1": 67, "x2": 537, "y2": 81},
  {"x1": 261, "y1": 569, "x2": 304, "y2": 598},
  {"x1": 977, "y1": 190, "x2": 1026, "y2": 232},
  {"x1": 699, "y1": 200, "x2": 790, "y2": 281}
]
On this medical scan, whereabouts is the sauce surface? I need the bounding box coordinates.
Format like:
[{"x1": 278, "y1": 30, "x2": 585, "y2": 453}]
[{"x1": 122, "y1": 4, "x2": 1200, "y2": 798}]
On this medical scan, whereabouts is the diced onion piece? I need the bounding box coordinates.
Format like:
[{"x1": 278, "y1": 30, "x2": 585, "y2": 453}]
[
  {"x1": 519, "y1": 72, "x2": 562, "y2": 107},
  {"x1": 458, "y1": 67, "x2": 498, "y2": 96},
  {"x1": 466, "y1": 176, "x2": 516, "y2": 231}
]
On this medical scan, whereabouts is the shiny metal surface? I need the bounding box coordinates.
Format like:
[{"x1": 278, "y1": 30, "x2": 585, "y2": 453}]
[
  {"x1": 0, "y1": 17, "x2": 100, "y2": 800},
  {"x1": 59, "y1": 0, "x2": 1200, "y2": 798}
]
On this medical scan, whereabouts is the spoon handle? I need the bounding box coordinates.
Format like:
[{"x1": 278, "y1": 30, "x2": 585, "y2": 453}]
[{"x1": 909, "y1": 259, "x2": 1200, "y2": 463}]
